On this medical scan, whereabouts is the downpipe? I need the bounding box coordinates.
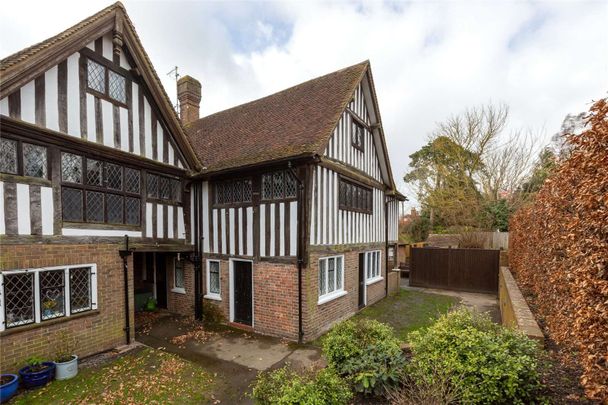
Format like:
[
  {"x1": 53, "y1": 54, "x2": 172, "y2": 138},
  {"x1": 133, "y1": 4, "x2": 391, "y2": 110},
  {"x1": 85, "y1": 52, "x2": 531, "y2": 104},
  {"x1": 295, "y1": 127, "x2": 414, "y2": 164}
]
[
  {"x1": 288, "y1": 162, "x2": 305, "y2": 344},
  {"x1": 120, "y1": 235, "x2": 133, "y2": 345}
]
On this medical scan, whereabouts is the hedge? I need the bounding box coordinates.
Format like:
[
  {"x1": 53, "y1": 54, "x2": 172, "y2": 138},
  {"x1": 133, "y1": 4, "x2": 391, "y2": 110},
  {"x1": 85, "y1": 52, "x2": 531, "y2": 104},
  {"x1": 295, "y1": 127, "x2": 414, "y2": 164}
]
[{"x1": 510, "y1": 98, "x2": 608, "y2": 400}]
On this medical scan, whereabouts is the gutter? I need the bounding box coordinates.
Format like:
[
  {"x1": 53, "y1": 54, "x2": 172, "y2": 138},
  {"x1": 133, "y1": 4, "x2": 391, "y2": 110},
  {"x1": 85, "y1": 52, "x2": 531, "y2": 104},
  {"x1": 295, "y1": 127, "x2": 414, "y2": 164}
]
[
  {"x1": 287, "y1": 161, "x2": 305, "y2": 344},
  {"x1": 190, "y1": 153, "x2": 314, "y2": 180}
]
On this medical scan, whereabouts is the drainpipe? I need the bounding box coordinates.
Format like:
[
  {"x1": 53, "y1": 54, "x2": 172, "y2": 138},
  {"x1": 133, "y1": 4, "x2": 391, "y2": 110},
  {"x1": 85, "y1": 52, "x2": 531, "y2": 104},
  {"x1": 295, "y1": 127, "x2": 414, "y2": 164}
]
[
  {"x1": 287, "y1": 161, "x2": 305, "y2": 344},
  {"x1": 384, "y1": 196, "x2": 389, "y2": 297},
  {"x1": 192, "y1": 182, "x2": 203, "y2": 321},
  {"x1": 120, "y1": 235, "x2": 132, "y2": 345}
]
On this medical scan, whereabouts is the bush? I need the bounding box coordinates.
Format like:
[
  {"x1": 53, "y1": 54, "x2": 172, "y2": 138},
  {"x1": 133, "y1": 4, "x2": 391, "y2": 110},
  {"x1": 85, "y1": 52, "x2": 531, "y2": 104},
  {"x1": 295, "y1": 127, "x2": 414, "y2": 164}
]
[
  {"x1": 322, "y1": 319, "x2": 405, "y2": 395},
  {"x1": 386, "y1": 365, "x2": 462, "y2": 405},
  {"x1": 251, "y1": 364, "x2": 352, "y2": 405},
  {"x1": 408, "y1": 308, "x2": 543, "y2": 404},
  {"x1": 201, "y1": 300, "x2": 224, "y2": 325}
]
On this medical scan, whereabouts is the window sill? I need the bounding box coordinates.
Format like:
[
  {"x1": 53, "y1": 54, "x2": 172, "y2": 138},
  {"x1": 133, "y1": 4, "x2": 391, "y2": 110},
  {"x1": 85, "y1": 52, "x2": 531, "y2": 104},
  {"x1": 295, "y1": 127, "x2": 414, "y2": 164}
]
[
  {"x1": 171, "y1": 287, "x2": 186, "y2": 295},
  {"x1": 0, "y1": 309, "x2": 100, "y2": 337},
  {"x1": 204, "y1": 294, "x2": 222, "y2": 301},
  {"x1": 318, "y1": 290, "x2": 347, "y2": 305},
  {"x1": 366, "y1": 276, "x2": 384, "y2": 286}
]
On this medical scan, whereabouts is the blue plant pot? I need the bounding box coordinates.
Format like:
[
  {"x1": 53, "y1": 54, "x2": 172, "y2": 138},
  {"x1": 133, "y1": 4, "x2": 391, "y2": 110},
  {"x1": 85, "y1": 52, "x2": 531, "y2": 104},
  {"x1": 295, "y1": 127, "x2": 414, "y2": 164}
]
[
  {"x1": 0, "y1": 374, "x2": 19, "y2": 403},
  {"x1": 18, "y1": 362, "x2": 55, "y2": 389}
]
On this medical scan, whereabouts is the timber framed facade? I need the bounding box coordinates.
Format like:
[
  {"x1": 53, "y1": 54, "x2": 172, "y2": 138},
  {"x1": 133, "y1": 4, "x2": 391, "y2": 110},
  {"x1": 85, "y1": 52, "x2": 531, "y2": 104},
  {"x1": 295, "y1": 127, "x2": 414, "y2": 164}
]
[{"x1": 0, "y1": 2, "x2": 404, "y2": 371}]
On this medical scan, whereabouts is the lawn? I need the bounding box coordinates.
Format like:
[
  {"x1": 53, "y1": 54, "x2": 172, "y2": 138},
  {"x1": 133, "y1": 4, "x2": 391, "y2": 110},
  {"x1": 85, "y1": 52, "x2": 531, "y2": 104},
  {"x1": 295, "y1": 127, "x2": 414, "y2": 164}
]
[
  {"x1": 12, "y1": 347, "x2": 215, "y2": 404},
  {"x1": 353, "y1": 289, "x2": 459, "y2": 341}
]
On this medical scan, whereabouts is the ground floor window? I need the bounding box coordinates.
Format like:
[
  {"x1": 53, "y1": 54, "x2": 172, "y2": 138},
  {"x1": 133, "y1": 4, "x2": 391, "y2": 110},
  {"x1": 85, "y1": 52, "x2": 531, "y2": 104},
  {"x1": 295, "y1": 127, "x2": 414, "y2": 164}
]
[
  {"x1": 205, "y1": 260, "x2": 221, "y2": 300},
  {"x1": 0, "y1": 264, "x2": 97, "y2": 331},
  {"x1": 172, "y1": 258, "x2": 185, "y2": 294},
  {"x1": 365, "y1": 250, "x2": 382, "y2": 283},
  {"x1": 318, "y1": 255, "x2": 345, "y2": 304}
]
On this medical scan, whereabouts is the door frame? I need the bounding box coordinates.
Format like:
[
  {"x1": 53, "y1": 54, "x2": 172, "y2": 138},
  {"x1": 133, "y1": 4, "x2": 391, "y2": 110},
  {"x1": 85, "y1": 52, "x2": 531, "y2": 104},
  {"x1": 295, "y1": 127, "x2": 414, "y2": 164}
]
[
  {"x1": 229, "y1": 258, "x2": 254, "y2": 327},
  {"x1": 358, "y1": 252, "x2": 367, "y2": 309}
]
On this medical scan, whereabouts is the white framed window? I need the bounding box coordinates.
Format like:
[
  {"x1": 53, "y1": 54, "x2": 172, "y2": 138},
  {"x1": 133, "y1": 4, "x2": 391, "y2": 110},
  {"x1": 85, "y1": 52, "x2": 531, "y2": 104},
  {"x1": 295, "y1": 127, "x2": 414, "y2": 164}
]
[
  {"x1": 318, "y1": 255, "x2": 346, "y2": 305},
  {"x1": 204, "y1": 260, "x2": 221, "y2": 300},
  {"x1": 0, "y1": 264, "x2": 98, "y2": 332},
  {"x1": 171, "y1": 258, "x2": 185, "y2": 294},
  {"x1": 365, "y1": 250, "x2": 382, "y2": 284}
]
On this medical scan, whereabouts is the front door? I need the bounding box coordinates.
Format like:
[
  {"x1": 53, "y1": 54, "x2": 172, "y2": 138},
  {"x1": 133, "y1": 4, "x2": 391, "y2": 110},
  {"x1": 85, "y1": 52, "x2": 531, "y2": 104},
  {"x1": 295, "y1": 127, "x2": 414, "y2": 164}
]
[
  {"x1": 358, "y1": 253, "x2": 366, "y2": 309},
  {"x1": 233, "y1": 261, "x2": 253, "y2": 326},
  {"x1": 155, "y1": 253, "x2": 167, "y2": 309}
]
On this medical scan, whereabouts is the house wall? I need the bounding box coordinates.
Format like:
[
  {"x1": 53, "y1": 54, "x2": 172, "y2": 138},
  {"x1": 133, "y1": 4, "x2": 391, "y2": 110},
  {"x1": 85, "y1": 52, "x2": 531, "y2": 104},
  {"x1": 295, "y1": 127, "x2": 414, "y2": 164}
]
[
  {"x1": 166, "y1": 259, "x2": 195, "y2": 315},
  {"x1": 303, "y1": 244, "x2": 386, "y2": 341},
  {"x1": 0, "y1": 243, "x2": 133, "y2": 372}
]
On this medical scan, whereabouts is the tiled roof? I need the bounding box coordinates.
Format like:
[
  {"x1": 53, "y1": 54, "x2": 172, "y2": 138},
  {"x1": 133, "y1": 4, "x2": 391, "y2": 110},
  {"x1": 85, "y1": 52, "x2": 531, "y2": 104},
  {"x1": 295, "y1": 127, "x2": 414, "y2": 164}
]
[{"x1": 186, "y1": 61, "x2": 370, "y2": 172}]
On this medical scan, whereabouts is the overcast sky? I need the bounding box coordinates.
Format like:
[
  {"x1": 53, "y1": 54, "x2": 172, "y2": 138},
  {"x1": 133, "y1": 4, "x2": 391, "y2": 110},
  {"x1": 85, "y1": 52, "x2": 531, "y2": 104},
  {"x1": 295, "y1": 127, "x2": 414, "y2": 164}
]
[{"x1": 1, "y1": 0, "x2": 606, "y2": 208}]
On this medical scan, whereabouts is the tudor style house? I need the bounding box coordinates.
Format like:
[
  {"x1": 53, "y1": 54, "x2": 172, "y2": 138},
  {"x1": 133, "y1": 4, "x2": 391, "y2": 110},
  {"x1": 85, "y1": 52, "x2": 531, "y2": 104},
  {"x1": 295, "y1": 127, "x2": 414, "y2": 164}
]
[{"x1": 0, "y1": 2, "x2": 403, "y2": 371}]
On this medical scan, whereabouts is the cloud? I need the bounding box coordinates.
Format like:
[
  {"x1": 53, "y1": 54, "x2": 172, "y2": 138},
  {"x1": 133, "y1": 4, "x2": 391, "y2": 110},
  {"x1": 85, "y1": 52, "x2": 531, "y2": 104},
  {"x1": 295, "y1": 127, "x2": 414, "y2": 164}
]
[{"x1": 2, "y1": 0, "x2": 607, "y2": 209}]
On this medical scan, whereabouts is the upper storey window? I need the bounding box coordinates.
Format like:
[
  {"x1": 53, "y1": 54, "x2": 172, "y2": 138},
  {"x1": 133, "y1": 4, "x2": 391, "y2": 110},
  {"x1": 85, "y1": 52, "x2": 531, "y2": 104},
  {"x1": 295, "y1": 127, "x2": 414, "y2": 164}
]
[
  {"x1": 86, "y1": 59, "x2": 127, "y2": 104},
  {"x1": 352, "y1": 121, "x2": 364, "y2": 152},
  {"x1": 261, "y1": 170, "x2": 297, "y2": 201},
  {"x1": 214, "y1": 179, "x2": 252, "y2": 206},
  {"x1": 0, "y1": 137, "x2": 48, "y2": 179},
  {"x1": 339, "y1": 178, "x2": 372, "y2": 214}
]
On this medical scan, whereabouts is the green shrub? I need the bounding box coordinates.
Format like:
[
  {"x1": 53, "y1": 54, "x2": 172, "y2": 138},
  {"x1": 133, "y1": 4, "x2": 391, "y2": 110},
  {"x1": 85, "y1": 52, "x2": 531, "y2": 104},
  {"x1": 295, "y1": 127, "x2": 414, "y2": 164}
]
[
  {"x1": 408, "y1": 308, "x2": 543, "y2": 404},
  {"x1": 251, "y1": 365, "x2": 352, "y2": 405},
  {"x1": 201, "y1": 300, "x2": 224, "y2": 325},
  {"x1": 322, "y1": 319, "x2": 405, "y2": 395}
]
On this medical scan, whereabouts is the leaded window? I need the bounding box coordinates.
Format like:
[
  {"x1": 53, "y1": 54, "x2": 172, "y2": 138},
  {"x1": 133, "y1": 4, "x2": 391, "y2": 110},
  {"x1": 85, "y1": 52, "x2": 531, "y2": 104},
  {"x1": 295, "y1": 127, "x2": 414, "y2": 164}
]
[
  {"x1": 125, "y1": 168, "x2": 140, "y2": 194},
  {"x1": 62, "y1": 188, "x2": 83, "y2": 221},
  {"x1": 22, "y1": 143, "x2": 47, "y2": 178},
  {"x1": 3, "y1": 272, "x2": 35, "y2": 328},
  {"x1": 125, "y1": 197, "x2": 141, "y2": 225},
  {"x1": 338, "y1": 178, "x2": 372, "y2": 214},
  {"x1": 0, "y1": 265, "x2": 97, "y2": 331},
  {"x1": 146, "y1": 173, "x2": 180, "y2": 203},
  {"x1": 318, "y1": 256, "x2": 344, "y2": 302},
  {"x1": 105, "y1": 163, "x2": 122, "y2": 190},
  {"x1": 213, "y1": 179, "x2": 252, "y2": 206},
  {"x1": 87, "y1": 59, "x2": 105, "y2": 94},
  {"x1": 172, "y1": 179, "x2": 182, "y2": 202},
  {"x1": 86, "y1": 191, "x2": 104, "y2": 222},
  {"x1": 174, "y1": 259, "x2": 184, "y2": 290},
  {"x1": 108, "y1": 70, "x2": 126, "y2": 103},
  {"x1": 106, "y1": 194, "x2": 124, "y2": 224},
  {"x1": 261, "y1": 170, "x2": 297, "y2": 201},
  {"x1": 352, "y1": 121, "x2": 364, "y2": 151},
  {"x1": 86, "y1": 159, "x2": 103, "y2": 186},
  {"x1": 207, "y1": 260, "x2": 220, "y2": 297},
  {"x1": 61, "y1": 152, "x2": 82, "y2": 183},
  {"x1": 160, "y1": 177, "x2": 171, "y2": 200},
  {"x1": 0, "y1": 138, "x2": 17, "y2": 174},
  {"x1": 147, "y1": 174, "x2": 159, "y2": 198},
  {"x1": 40, "y1": 270, "x2": 65, "y2": 320}
]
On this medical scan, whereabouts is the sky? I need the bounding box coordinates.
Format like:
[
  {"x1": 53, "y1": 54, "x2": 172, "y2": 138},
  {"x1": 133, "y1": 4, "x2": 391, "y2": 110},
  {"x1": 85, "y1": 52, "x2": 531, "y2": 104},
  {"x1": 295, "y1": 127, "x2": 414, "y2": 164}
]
[{"x1": 1, "y1": 0, "x2": 607, "y2": 209}]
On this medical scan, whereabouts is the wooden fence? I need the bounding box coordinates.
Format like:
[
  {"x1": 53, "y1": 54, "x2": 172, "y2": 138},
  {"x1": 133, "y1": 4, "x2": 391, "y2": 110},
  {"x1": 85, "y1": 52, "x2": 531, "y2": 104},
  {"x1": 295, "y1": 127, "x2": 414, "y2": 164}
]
[
  {"x1": 426, "y1": 232, "x2": 509, "y2": 250},
  {"x1": 410, "y1": 247, "x2": 500, "y2": 293}
]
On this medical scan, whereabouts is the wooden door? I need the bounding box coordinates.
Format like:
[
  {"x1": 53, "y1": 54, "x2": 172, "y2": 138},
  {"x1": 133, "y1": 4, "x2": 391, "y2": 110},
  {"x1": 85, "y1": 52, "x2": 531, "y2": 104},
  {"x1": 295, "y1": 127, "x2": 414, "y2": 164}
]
[
  {"x1": 358, "y1": 253, "x2": 365, "y2": 309},
  {"x1": 233, "y1": 261, "x2": 253, "y2": 326}
]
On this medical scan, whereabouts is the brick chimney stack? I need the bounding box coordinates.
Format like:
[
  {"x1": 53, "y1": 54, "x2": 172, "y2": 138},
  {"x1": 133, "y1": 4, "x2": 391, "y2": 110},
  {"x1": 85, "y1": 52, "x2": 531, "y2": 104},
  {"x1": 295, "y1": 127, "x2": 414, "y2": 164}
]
[{"x1": 177, "y1": 75, "x2": 201, "y2": 125}]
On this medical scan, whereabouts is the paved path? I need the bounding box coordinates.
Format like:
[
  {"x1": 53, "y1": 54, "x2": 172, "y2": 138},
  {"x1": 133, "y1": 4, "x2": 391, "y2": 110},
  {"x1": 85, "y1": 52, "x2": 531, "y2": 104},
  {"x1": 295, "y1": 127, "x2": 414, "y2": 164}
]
[
  {"x1": 136, "y1": 314, "x2": 321, "y2": 404},
  {"x1": 400, "y1": 277, "x2": 501, "y2": 323}
]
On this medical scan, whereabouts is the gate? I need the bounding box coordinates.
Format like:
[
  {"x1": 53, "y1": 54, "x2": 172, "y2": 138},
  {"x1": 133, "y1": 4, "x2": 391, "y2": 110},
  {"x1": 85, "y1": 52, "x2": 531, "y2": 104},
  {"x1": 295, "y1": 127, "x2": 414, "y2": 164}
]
[{"x1": 410, "y1": 247, "x2": 499, "y2": 293}]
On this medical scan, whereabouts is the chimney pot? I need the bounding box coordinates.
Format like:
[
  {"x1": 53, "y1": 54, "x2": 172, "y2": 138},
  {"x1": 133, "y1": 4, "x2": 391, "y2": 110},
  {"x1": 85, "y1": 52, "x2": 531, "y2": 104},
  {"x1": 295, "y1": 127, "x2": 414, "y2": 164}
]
[{"x1": 177, "y1": 75, "x2": 201, "y2": 125}]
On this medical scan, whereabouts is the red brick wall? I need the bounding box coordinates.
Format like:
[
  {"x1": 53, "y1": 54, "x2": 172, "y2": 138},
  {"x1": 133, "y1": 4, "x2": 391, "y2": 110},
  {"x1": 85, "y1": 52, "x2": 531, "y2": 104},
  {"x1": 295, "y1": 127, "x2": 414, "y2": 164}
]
[
  {"x1": 166, "y1": 258, "x2": 195, "y2": 315},
  {"x1": 0, "y1": 243, "x2": 133, "y2": 373},
  {"x1": 303, "y1": 244, "x2": 387, "y2": 341}
]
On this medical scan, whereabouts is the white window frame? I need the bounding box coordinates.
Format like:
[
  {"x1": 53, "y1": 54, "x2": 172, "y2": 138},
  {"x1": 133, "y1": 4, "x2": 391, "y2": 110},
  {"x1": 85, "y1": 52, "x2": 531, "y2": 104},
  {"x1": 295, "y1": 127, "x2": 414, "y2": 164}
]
[
  {"x1": 171, "y1": 258, "x2": 186, "y2": 294},
  {"x1": 0, "y1": 264, "x2": 98, "y2": 332},
  {"x1": 204, "y1": 259, "x2": 221, "y2": 301},
  {"x1": 318, "y1": 255, "x2": 347, "y2": 305},
  {"x1": 365, "y1": 250, "x2": 383, "y2": 285}
]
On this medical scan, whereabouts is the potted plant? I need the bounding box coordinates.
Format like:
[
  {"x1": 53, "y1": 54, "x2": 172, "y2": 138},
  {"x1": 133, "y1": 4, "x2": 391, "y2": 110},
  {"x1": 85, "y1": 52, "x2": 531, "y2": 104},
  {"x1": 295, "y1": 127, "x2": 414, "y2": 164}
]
[
  {"x1": 54, "y1": 331, "x2": 78, "y2": 380},
  {"x1": 0, "y1": 374, "x2": 19, "y2": 403},
  {"x1": 18, "y1": 356, "x2": 55, "y2": 389}
]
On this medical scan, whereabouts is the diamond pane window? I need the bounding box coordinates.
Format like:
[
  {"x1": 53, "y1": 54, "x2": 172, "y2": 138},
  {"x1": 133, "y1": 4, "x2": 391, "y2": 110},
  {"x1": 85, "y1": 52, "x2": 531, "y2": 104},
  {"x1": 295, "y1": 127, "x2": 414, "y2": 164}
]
[
  {"x1": 108, "y1": 70, "x2": 126, "y2": 103},
  {"x1": 160, "y1": 177, "x2": 171, "y2": 200},
  {"x1": 273, "y1": 172, "x2": 284, "y2": 199},
  {"x1": 125, "y1": 197, "x2": 140, "y2": 225},
  {"x1": 172, "y1": 179, "x2": 181, "y2": 202},
  {"x1": 107, "y1": 194, "x2": 124, "y2": 224},
  {"x1": 262, "y1": 174, "x2": 272, "y2": 200},
  {"x1": 0, "y1": 138, "x2": 17, "y2": 174},
  {"x1": 327, "y1": 258, "x2": 336, "y2": 293},
  {"x1": 4, "y1": 272, "x2": 35, "y2": 328},
  {"x1": 285, "y1": 172, "x2": 297, "y2": 198},
  {"x1": 147, "y1": 174, "x2": 159, "y2": 198},
  {"x1": 174, "y1": 260, "x2": 185, "y2": 289},
  {"x1": 209, "y1": 261, "x2": 220, "y2": 295},
  {"x1": 62, "y1": 187, "x2": 83, "y2": 221},
  {"x1": 319, "y1": 259, "x2": 326, "y2": 296},
  {"x1": 105, "y1": 163, "x2": 122, "y2": 190},
  {"x1": 336, "y1": 256, "x2": 343, "y2": 290},
  {"x1": 87, "y1": 59, "x2": 105, "y2": 94},
  {"x1": 70, "y1": 267, "x2": 92, "y2": 314},
  {"x1": 86, "y1": 159, "x2": 103, "y2": 186},
  {"x1": 61, "y1": 152, "x2": 82, "y2": 183},
  {"x1": 339, "y1": 178, "x2": 372, "y2": 214},
  {"x1": 23, "y1": 143, "x2": 47, "y2": 178},
  {"x1": 234, "y1": 181, "x2": 242, "y2": 203},
  {"x1": 125, "y1": 168, "x2": 140, "y2": 194},
  {"x1": 39, "y1": 270, "x2": 65, "y2": 320},
  {"x1": 86, "y1": 191, "x2": 104, "y2": 222},
  {"x1": 243, "y1": 179, "x2": 252, "y2": 202}
]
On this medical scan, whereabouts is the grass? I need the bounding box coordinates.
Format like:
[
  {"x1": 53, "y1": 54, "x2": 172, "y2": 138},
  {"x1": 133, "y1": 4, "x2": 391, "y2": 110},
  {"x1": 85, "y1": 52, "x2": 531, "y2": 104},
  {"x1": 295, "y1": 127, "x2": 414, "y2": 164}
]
[
  {"x1": 353, "y1": 289, "x2": 459, "y2": 341},
  {"x1": 12, "y1": 348, "x2": 214, "y2": 404}
]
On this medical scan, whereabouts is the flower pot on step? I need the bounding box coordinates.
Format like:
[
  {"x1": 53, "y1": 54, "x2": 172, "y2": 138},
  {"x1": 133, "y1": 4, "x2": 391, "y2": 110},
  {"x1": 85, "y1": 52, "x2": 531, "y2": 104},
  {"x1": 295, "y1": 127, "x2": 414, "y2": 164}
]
[{"x1": 55, "y1": 355, "x2": 78, "y2": 380}]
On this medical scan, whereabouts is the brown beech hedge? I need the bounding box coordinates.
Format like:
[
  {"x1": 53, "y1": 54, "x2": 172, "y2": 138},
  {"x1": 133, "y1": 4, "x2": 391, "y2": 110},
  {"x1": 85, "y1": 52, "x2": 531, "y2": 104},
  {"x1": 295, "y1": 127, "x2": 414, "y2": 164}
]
[{"x1": 510, "y1": 98, "x2": 608, "y2": 400}]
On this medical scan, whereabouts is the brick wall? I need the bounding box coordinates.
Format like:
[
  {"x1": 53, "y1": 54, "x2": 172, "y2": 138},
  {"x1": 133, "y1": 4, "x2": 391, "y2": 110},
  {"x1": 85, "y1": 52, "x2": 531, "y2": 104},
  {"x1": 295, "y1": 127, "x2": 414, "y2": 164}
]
[
  {"x1": 166, "y1": 258, "x2": 195, "y2": 315},
  {"x1": 0, "y1": 243, "x2": 133, "y2": 373},
  {"x1": 303, "y1": 244, "x2": 387, "y2": 341}
]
